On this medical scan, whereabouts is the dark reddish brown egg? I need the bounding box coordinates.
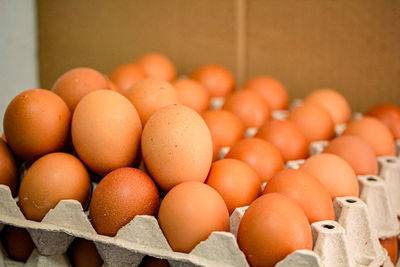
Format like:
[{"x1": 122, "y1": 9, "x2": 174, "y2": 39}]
[{"x1": 0, "y1": 139, "x2": 18, "y2": 196}]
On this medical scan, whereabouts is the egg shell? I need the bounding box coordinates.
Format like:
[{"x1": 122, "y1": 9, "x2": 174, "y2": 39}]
[
  {"x1": 141, "y1": 104, "x2": 213, "y2": 192},
  {"x1": 379, "y1": 237, "x2": 398, "y2": 264},
  {"x1": 0, "y1": 139, "x2": 18, "y2": 196},
  {"x1": 1, "y1": 225, "x2": 35, "y2": 262},
  {"x1": 69, "y1": 238, "x2": 103, "y2": 267},
  {"x1": 72, "y1": 90, "x2": 142, "y2": 176},
  {"x1": 109, "y1": 63, "x2": 147, "y2": 94},
  {"x1": 157, "y1": 181, "x2": 230, "y2": 253},
  {"x1": 237, "y1": 193, "x2": 313, "y2": 267},
  {"x1": 18, "y1": 152, "x2": 91, "y2": 222},
  {"x1": 263, "y1": 169, "x2": 335, "y2": 223},
  {"x1": 89, "y1": 167, "x2": 160, "y2": 236},
  {"x1": 136, "y1": 53, "x2": 176, "y2": 82},
  {"x1": 366, "y1": 104, "x2": 400, "y2": 139},
  {"x1": 3, "y1": 89, "x2": 71, "y2": 162},
  {"x1": 173, "y1": 78, "x2": 210, "y2": 114}
]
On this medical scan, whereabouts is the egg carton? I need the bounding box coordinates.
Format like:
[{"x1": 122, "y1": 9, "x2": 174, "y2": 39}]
[{"x1": 209, "y1": 97, "x2": 225, "y2": 110}]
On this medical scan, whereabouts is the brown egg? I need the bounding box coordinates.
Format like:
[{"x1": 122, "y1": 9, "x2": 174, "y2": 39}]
[
  {"x1": 324, "y1": 135, "x2": 378, "y2": 175},
  {"x1": 51, "y1": 67, "x2": 109, "y2": 111},
  {"x1": 288, "y1": 102, "x2": 335, "y2": 142},
  {"x1": 140, "y1": 256, "x2": 170, "y2": 267},
  {"x1": 263, "y1": 169, "x2": 335, "y2": 223},
  {"x1": 300, "y1": 153, "x2": 359, "y2": 199},
  {"x1": 206, "y1": 159, "x2": 261, "y2": 214},
  {"x1": 141, "y1": 105, "x2": 213, "y2": 192},
  {"x1": 226, "y1": 138, "x2": 284, "y2": 183},
  {"x1": 90, "y1": 167, "x2": 159, "y2": 237},
  {"x1": 343, "y1": 117, "x2": 395, "y2": 156},
  {"x1": 136, "y1": 53, "x2": 176, "y2": 82},
  {"x1": 173, "y1": 78, "x2": 210, "y2": 113},
  {"x1": 109, "y1": 63, "x2": 147, "y2": 94},
  {"x1": 190, "y1": 64, "x2": 235, "y2": 97},
  {"x1": 69, "y1": 238, "x2": 103, "y2": 267},
  {"x1": 237, "y1": 193, "x2": 313, "y2": 267},
  {"x1": 0, "y1": 139, "x2": 18, "y2": 196},
  {"x1": 202, "y1": 110, "x2": 245, "y2": 161},
  {"x1": 366, "y1": 104, "x2": 400, "y2": 139},
  {"x1": 158, "y1": 181, "x2": 230, "y2": 253},
  {"x1": 1, "y1": 226, "x2": 35, "y2": 262},
  {"x1": 72, "y1": 90, "x2": 142, "y2": 176},
  {"x1": 107, "y1": 79, "x2": 123, "y2": 94},
  {"x1": 125, "y1": 78, "x2": 180, "y2": 125},
  {"x1": 223, "y1": 90, "x2": 270, "y2": 128},
  {"x1": 256, "y1": 120, "x2": 309, "y2": 161},
  {"x1": 3, "y1": 89, "x2": 71, "y2": 162},
  {"x1": 242, "y1": 76, "x2": 289, "y2": 110},
  {"x1": 305, "y1": 89, "x2": 351, "y2": 124},
  {"x1": 380, "y1": 237, "x2": 398, "y2": 264},
  {"x1": 19, "y1": 152, "x2": 91, "y2": 221}
]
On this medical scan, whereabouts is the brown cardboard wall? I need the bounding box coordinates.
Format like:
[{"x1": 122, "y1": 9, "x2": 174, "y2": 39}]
[{"x1": 37, "y1": 0, "x2": 400, "y2": 112}]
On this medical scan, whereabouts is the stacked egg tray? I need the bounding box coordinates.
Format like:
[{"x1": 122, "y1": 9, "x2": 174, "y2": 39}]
[{"x1": 1, "y1": 110, "x2": 400, "y2": 267}]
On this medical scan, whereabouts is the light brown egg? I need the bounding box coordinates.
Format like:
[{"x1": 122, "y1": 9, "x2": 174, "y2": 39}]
[
  {"x1": 72, "y1": 90, "x2": 142, "y2": 176},
  {"x1": 366, "y1": 104, "x2": 400, "y2": 139},
  {"x1": 0, "y1": 139, "x2": 18, "y2": 196},
  {"x1": 256, "y1": 120, "x2": 309, "y2": 161},
  {"x1": 202, "y1": 110, "x2": 245, "y2": 161},
  {"x1": 300, "y1": 153, "x2": 359, "y2": 199},
  {"x1": 237, "y1": 193, "x2": 313, "y2": 267},
  {"x1": 288, "y1": 102, "x2": 335, "y2": 142},
  {"x1": 136, "y1": 53, "x2": 176, "y2": 82},
  {"x1": 89, "y1": 167, "x2": 159, "y2": 236},
  {"x1": 343, "y1": 117, "x2": 395, "y2": 156},
  {"x1": 305, "y1": 89, "x2": 351, "y2": 124},
  {"x1": 69, "y1": 238, "x2": 103, "y2": 267},
  {"x1": 173, "y1": 78, "x2": 210, "y2": 113},
  {"x1": 263, "y1": 169, "x2": 335, "y2": 223},
  {"x1": 125, "y1": 78, "x2": 179, "y2": 125},
  {"x1": 19, "y1": 152, "x2": 91, "y2": 221},
  {"x1": 1, "y1": 226, "x2": 35, "y2": 262},
  {"x1": 324, "y1": 135, "x2": 378, "y2": 175},
  {"x1": 190, "y1": 64, "x2": 235, "y2": 97},
  {"x1": 3, "y1": 89, "x2": 71, "y2": 162},
  {"x1": 380, "y1": 237, "x2": 398, "y2": 264},
  {"x1": 158, "y1": 181, "x2": 230, "y2": 253},
  {"x1": 206, "y1": 159, "x2": 261, "y2": 214},
  {"x1": 109, "y1": 63, "x2": 146, "y2": 94},
  {"x1": 242, "y1": 76, "x2": 289, "y2": 110},
  {"x1": 107, "y1": 79, "x2": 123, "y2": 94},
  {"x1": 141, "y1": 105, "x2": 213, "y2": 192},
  {"x1": 226, "y1": 138, "x2": 284, "y2": 183},
  {"x1": 223, "y1": 90, "x2": 270, "y2": 128},
  {"x1": 51, "y1": 67, "x2": 109, "y2": 111}
]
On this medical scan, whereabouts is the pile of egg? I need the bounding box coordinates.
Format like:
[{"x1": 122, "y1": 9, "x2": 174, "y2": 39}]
[{"x1": 0, "y1": 52, "x2": 400, "y2": 267}]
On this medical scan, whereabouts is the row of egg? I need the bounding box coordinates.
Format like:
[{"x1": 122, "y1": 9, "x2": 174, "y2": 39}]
[{"x1": 0, "y1": 52, "x2": 400, "y2": 267}]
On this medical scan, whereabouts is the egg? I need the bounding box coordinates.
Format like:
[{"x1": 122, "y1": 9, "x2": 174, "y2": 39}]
[
  {"x1": 125, "y1": 78, "x2": 180, "y2": 125},
  {"x1": 0, "y1": 139, "x2": 18, "y2": 196},
  {"x1": 222, "y1": 90, "x2": 270, "y2": 128},
  {"x1": 263, "y1": 169, "x2": 334, "y2": 223},
  {"x1": 242, "y1": 76, "x2": 289, "y2": 110},
  {"x1": 89, "y1": 167, "x2": 159, "y2": 236},
  {"x1": 173, "y1": 78, "x2": 210, "y2": 113},
  {"x1": 206, "y1": 159, "x2": 261, "y2": 214},
  {"x1": 300, "y1": 153, "x2": 359, "y2": 199},
  {"x1": 365, "y1": 104, "x2": 400, "y2": 139},
  {"x1": 237, "y1": 193, "x2": 313, "y2": 267},
  {"x1": 51, "y1": 67, "x2": 110, "y2": 111},
  {"x1": 109, "y1": 63, "x2": 147, "y2": 94},
  {"x1": 1, "y1": 226, "x2": 35, "y2": 262},
  {"x1": 141, "y1": 104, "x2": 213, "y2": 192},
  {"x1": 255, "y1": 120, "x2": 309, "y2": 161},
  {"x1": 158, "y1": 181, "x2": 230, "y2": 253},
  {"x1": 3, "y1": 89, "x2": 71, "y2": 162},
  {"x1": 72, "y1": 90, "x2": 142, "y2": 176},
  {"x1": 226, "y1": 138, "x2": 284, "y2": 183},
  {"x1": 324, "y1": 135, "x2": 378, "y2": 175},
  {"x1": 202, "y1": 110, "x2": 245, "y2": 161},
  {"x1": 19, "y1": 152, "x2": 91, "y2": 221},
  {"x1": 69, "y1": 238, "x2": 103, "y2": 267},
  {"x1": 136, "y1": 53, "x2": 176, "y2": 82},
  {"x1": 190, "y1": 64, "x2": 235, "y2": 97},
  {"x1": 107, "y1": 79, "x2": 123, "y2": 94},
  {"x1": 140, "y1": 256, "x2": 170, "y2": 267},
  {"x1": 379, "y1": 237, "x2": 398, "y2": 264},
  {"x1": 288, "y1": 102, "x2": 335, "y2": 142},
  {"x1": 343, "y1": 117, "x2": 395, "y2": 156}
]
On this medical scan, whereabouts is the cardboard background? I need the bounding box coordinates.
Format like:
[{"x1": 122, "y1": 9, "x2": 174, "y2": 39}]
[{"x1": 37, "y1": 0, "x2": 400, "y2": 112}]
